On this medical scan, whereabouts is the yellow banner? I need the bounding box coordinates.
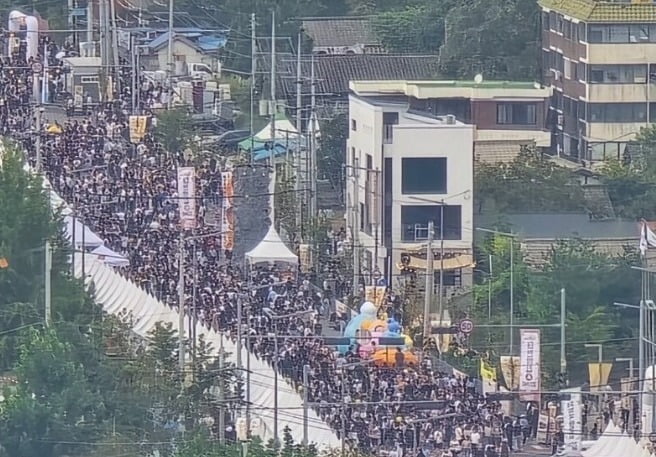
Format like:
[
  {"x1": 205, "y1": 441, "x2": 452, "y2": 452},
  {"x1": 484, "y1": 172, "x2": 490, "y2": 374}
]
[
  {"x1": 129, "y1": 115, "x2": 149, "y2": 143},
  {"x1": 480, "y1": 359, "x2": 497, "y2": 383},
  {"x1": 588, "y1": 363, "x2": 613, "y2": 391},
  {"x1": 365, "y1": 286, "x2": 386, "y2": 307},
  {"x1": 500, "y1": 356, "x2": 521, "y2": 391}
]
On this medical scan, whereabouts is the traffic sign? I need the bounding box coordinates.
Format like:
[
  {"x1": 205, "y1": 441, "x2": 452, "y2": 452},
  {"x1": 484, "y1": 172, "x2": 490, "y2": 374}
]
[
  {"x1": 31, "y1": 62, "x2": 42, "y2": 74},
  {"x1": 459, "y1": 319, "x2": 474, "y2": 334}
]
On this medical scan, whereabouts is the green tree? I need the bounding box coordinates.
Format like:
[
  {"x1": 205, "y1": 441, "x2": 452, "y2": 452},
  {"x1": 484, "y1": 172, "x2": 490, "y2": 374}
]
[
  {"x1": 475, "y1": 148, "x2": 586, "y2": 214},
  {"x1": 471, "y1": 236, "x2": 640, "y2": 387},
  {"x1": 600, "y1": 125, "x2": 656, "y2": 218},
  {"x1": 440, "y1": 0, "x2": 539, "y2": 80},
  {"x1": 318, "y1": 113, "x2": 347, "y2": 198},
  {"x1": 371, "y1": 5, "x2": 446, "y2": 53},
  {"x1": 154, "y1": 108, "x2": 194, "y2": 155}
]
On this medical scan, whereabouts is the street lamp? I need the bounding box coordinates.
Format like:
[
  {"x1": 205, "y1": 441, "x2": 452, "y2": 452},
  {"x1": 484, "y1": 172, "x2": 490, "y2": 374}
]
[{"x1": 477, "y1": 227, "x2": 517, "y2": 355}]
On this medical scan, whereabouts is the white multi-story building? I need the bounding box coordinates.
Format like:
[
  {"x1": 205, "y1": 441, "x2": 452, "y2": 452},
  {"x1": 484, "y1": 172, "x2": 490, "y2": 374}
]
[{"x1": 346, "y1": 90, "x2": 475, "y2": 294}]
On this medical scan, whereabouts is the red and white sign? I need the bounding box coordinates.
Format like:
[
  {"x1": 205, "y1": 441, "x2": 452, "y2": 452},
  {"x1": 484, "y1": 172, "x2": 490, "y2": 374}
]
[
  {"x1": 177, "y1": 167, "x2": 196, "y2": 230},
  {"x1": 519, "y1": 329, "x2": 541, "y2": 395}
]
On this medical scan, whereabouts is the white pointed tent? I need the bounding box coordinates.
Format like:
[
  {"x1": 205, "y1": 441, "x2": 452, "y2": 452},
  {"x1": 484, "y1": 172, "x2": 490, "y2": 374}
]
[
  {"x1": 254, "y1": 115, "x2": 299, "y2": 141},
  {"x1": 245, "y1": 224, "x2": 298, "y2": 264},
  {"x1": 244, "y1": 167, "x2": 298, "y2": 265}
]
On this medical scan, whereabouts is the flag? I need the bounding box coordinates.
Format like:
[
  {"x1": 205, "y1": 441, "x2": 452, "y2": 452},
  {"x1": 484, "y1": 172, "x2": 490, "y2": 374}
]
[{"x1": 640, "y1": 220, "x2": 656, "y2": 256}]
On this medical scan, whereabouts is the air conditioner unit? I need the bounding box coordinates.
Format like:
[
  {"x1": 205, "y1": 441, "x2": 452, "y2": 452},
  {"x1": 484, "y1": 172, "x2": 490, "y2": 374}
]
[{"x1": 557, "y1": 114, "x2": 564, "y2": 126}]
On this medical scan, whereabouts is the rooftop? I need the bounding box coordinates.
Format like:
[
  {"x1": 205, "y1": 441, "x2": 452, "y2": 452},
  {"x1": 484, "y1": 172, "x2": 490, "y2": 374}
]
[
  {"x1": 477, "y1": 213, "x2": 639, "y2": 240},
  {"x1": 147, "y1": 30, "x2": 227, "y2": 52},
  {"x1": 539, "y1": 0, "x2": 656, "y2": 23},
  {"x1": 301, "y1": 16, "x2": 380, "y2": 49},
  {"x1": 276, "y1": 54, "x2": 441, "y2": 97},
  {"x1": 350, "y1": 80, "x2": 551, "y2": 100}
]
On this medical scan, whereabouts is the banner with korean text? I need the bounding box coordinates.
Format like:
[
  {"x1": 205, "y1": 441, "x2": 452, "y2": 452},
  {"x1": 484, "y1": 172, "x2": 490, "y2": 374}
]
[
  {"x1": 519, "y1": 329, "x2": 541, "y2": 400},
  {"x1": 560, "y1": 387, "x2": 582, "y2": 450},
  {"x1": 221, "y1": 171, "x2": 234, "y2": 252},
  {"x1": 177, "y1": 167, "x2": 196, "y2": 230}
]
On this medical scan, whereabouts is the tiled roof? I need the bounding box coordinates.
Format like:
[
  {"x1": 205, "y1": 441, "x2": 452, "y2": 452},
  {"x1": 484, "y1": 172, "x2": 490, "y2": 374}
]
[
  {"x1": 277, "y1": 54, "x2": 441, "y2": 97},
  {"x1": 301, "y1": 17, "x2": 380, "y2": 48},
  {"x1": 540, "y1": 0, "x2": 656, "y2": 23}
]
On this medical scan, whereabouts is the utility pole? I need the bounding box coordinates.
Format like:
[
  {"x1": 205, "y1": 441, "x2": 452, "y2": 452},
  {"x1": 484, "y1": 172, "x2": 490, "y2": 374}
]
[
  {"x1": 302, "y1": 364, "x2": 309, "y2": 446},
  {"x1": 86, "y1": 0, "x2": 93, "y2": 43},
  {"x1": 236, "y1": 294, "x2": 243, "y2": 423},
  {"x1": 109, "y1": 0, "x2": 120, "y2": 95},
  {"x1": 438, "y1": 203, "x2": 445, "y2": 328},
  {"x1": 560, "y1": 288, "x2": 567, "y2": 379},
  {"x1": 219, "y1": 341, "x2": 226, "y2": 444},
  {"x1": 352, "y1": 157, "x2": 360, "y2": 298},
  {"x1": 178, "y1": 232, "x2": 185, "y2": 378},
  {"x1": 269, "y1": 11, "x2": 276, "y2": 149},
  {"x1": 166, "y1": 0, "x2": 174, "y2": 109},
  {"x1": 98, "y1": 0, "x2": 107, "y2": 101},
  {"x1": 45, "y1": 240, "x2": 52, "y2": 327},
  {"x1": 423, "y1": 221, "x2": 434, "y2": 341},
  {"x1": 35, "y1": 106, "x2": 42, "y2": 172},
  {"x1": 309, "y1": 54, "x2": 317, "y2": 220},
  {"x1": 373, "y1": 168, "x2": 380, "y2": 278},
  {"x1": 295, "y1": 31, "x2": 303, "y2": 234},
  {"x1": 131, "y1": 35, "x2": 137, "y2": 114},
  {"x1": 510, "y1": 236, "x2": 515, "y2": 354},
  {"x1": 273, "y1": 333, "x2": 279, "y2": 445},
  {"x1": 249, "y1": 13, "x2": 256, "y2": 165}
]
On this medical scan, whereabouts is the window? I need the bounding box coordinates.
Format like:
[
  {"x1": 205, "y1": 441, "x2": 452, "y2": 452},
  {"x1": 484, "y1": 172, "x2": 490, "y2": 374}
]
[
  {"x1": 497, "y1": 103, "x2": 537, "y2": 125},
  {"x1": 578, "y1": 22, "x2": 586, "y2": 42},
  {"x1": 401, "y1": 158, "x2": 447, "y2": 194},
  {"x1": 588, "y1": 23, "x2": 656, "y2": 43},
  {"x1": 400, "y1": 205, "x2": 462, "y2": 242},
  {"x1": 588, "y1": 65, "x2": 647, "y2": 84},
  {"x1": 351, "y1": 119, "x2": 357, "y2": 131},
  {"x1": 360, "y1": 203, "x2": 365, "y2": 231},
  {"x1": 588, "y1": 103, "x2": 647, "y2": 123},
  {"x1": 577, "y1": 62, "x2": 586, "y2": 81},
  {"x1": 549, "y1": 11, "x2": 557, "y2": 31},
  {"x1": 383, "y1": 112, "x2": 398, "y2": 144},
  {"x1": 542, "y1": 11, "x2": 550, "y2": 31}
]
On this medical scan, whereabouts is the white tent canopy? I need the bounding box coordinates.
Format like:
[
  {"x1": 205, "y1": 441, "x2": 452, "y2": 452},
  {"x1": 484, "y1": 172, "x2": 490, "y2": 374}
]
[
  {"x1": 65, "y1": 216, "x2": 104, "y2": 248},
  {"x1": 581, "y1": 421, "x2": 620, "y2": 457},
  {"x1": 91, "y1": 244, "x2": 129, "y2": 267},
  {"x1": 245, "y1": 225, "x2": 298, "y2": 265},
  {"x1": 255, "y1": 117, "x2": 299, "y2": 141}
]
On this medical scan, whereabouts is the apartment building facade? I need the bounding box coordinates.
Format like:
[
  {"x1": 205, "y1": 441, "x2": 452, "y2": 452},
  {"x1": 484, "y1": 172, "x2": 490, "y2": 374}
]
[
  {"x1": 540, "y1": 0, "x2": 656, "y2": 162},
  {"x1": 346, "y1": 80, "x2": 551, "y2": 296}
]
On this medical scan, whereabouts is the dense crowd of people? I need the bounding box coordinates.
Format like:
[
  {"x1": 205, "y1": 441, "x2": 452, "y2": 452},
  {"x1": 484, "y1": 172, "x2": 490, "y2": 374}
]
[{"x1": 0, "y1": 35, "x2": 544, "y2": 456}]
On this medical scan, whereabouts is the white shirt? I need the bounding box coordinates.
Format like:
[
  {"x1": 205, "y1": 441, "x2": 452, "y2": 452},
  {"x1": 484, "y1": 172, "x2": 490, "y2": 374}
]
[{"x1": 471, "y1": 431, "x2": 481, "y2": 445}]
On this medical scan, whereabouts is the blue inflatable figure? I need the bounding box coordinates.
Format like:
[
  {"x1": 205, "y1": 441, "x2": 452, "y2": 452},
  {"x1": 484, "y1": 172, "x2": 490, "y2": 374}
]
[{"x1": 338, "y1": 301, "x2": 377, "y2": 354}]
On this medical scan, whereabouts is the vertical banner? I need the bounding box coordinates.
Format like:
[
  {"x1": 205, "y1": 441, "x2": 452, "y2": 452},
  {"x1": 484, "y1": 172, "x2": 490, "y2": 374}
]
[
  {"x1": 560, "y1": 387, "x2": 582, "y2": 450},
  {"x1": 480, "y1": 359, "x2": 498, "y2": 394},
  {"x1": 129, "y1": 115, "x2": 149, "y2": 143},
  {"x1": 365, "y1": 286, "x2": 387, "y2": 308},
  {"x1": 588, "y1": 363, "x2": 613, "y2": 392},
  {"x1": 220, "y1": 171, "x2": 234, "y2": 252},
  {"x1": 177, "y1": 167, "x2": 196, "y2": 230},
  {"x1": 500, "y1": 356, "x2": 521, "y2": 391},
  {"x1": 519, "y1": 329, "x2": 541, "y2": 400},
  {"x1": 299, "y1": 244, "x2": 312, "y2": 273}
]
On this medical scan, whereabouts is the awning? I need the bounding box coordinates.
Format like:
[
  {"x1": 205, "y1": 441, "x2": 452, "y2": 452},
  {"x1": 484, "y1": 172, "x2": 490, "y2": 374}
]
[{"x1": 396, "y1": 254, "x2": 475, "y2": 272}]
